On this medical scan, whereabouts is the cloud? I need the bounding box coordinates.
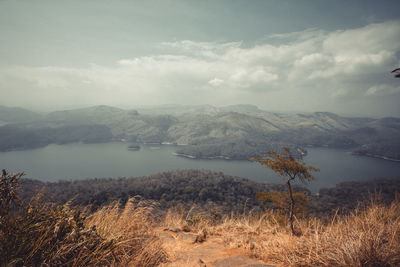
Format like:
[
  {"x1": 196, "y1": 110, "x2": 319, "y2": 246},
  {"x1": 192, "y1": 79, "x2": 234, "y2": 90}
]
[
  {"x1": 208, "y1": 78, "x2": 224, "y2": 87},
  {"x1": 290, "y1": 22, "x2": 400, "y2": 81},
  {"x1": 0, "y1": 21, "x2": 400, "y2": 115},
  {"x1": 366, "y1": 84, "x2": 400, "y2": 96}
]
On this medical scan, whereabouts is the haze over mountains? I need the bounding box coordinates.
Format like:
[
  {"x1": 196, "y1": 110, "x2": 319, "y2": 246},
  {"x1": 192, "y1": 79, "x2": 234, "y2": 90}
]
[{"x1": 0, "y1": 104, "x2": 399, "y2": 161}]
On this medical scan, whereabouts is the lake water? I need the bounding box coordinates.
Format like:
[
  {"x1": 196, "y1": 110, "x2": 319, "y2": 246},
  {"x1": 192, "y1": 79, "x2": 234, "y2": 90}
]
[{"x1": 1, "y1": 142, "x2": 399, "y2": 193}]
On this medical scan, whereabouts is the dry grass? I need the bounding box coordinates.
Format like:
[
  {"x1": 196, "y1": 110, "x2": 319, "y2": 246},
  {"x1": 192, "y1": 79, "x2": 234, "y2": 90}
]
[
  {"x1": 85, "y1": 198, "x2": 168, "y2": 267},
  {"x1": 1, "y1": 169, "x2": 168, "y2": 267},
  {"x1": 5, "y1": 200, "x2": 400, "y2": 266},
  {"x1": 259, "y1": 201, "x2": 400, "y2": 267},
  {"x1": 195, "y1": 202, "x2": 400, "y2": 267},
  {"x1": 129, "y1": 199, "x2": 400, "y2": 267}
]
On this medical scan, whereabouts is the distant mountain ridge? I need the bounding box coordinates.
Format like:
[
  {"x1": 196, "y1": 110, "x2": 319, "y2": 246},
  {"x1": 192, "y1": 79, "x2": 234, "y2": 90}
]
[
  {"x1": 0, "y1": 105, "x2": 42, "y2": 124},
  {"x1": 0, "y1": 104, "x2": 399, "y2": 160}
]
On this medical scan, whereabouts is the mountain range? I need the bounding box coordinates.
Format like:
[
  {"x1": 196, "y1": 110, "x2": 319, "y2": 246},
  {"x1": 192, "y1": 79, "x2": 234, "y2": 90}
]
[{"x1": 0, "y1": 104, "x2": 399, "y2": 160}]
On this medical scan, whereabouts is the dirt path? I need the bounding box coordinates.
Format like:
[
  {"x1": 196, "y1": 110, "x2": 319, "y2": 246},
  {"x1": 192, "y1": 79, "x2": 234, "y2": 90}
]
[{"x1": 157, "y1": 228, "x2": 274, "y2": 267}]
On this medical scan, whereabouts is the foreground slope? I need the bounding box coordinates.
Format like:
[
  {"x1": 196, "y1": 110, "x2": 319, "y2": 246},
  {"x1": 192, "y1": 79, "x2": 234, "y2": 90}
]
[{"x1": 3, "y1": 169, "x2": 400, "y2": 266}]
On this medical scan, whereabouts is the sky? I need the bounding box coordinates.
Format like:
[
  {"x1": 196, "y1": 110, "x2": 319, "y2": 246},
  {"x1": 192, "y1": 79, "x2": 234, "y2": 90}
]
[{"x1": 0, "y1": 0, "x2": 399, "y2": 117}]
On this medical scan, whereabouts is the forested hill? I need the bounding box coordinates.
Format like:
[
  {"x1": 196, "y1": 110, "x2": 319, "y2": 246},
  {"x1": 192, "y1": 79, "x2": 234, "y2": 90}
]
[
  {"x1": 1, "y1": 104, "x2": 400, "y2": 160},
  {"x1": 20, "y1": 170, "x2": 290, "y2": 213},
  {"x1": 19, "y1": 169, "x2": 400, "y2": 215}
]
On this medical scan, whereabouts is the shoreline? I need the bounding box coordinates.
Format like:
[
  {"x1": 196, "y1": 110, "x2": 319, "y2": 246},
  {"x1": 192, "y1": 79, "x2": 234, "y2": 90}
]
[
  {"x1": 173, "y1": 152, "x2": 232, "y2": 160},
  {"x1": 351, "y1": 152, "x2": 400, "y2": 162}
]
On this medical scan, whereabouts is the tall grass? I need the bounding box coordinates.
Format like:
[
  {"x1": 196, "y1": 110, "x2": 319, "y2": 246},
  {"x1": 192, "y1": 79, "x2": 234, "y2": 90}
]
[
  {"x1": 198, "y1": 201, "x2": 400, "y2": 267},
  {"x1": 257, "y1": 201, "x2": 400, "y2": 267},
  {"x1": 85, "y1": 198, "x2": 167, "y2": 266},
  {"x1": 0, "y1": 170, "x2": 167, "y2": 267}
]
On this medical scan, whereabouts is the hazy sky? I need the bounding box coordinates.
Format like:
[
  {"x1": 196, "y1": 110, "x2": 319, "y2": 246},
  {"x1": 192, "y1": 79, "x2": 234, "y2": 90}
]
[{"x1": 0, "y1": 0, "x2": 399, "y2": 117}]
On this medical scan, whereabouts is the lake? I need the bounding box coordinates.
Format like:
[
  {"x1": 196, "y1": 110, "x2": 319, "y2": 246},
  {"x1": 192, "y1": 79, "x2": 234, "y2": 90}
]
[{"x1": 1, "y1": 142, "x2": 399, "y2": 193}]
